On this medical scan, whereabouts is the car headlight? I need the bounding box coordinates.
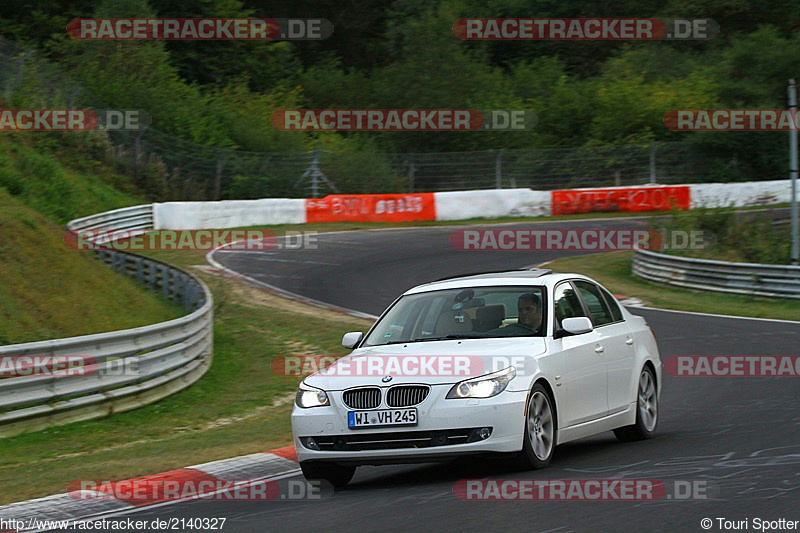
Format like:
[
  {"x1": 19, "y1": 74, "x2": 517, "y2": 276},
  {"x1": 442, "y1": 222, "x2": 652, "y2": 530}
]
[
  {"x1": 295, "y1": 382, "x2": 330, "y2": 408},
  {"x1": 446, "y1": 366, "x2": 517, "y2": 399}
]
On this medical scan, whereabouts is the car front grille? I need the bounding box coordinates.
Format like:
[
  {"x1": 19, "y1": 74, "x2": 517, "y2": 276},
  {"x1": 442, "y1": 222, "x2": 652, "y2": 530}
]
[
  {"x1": 386, "y1": 385, "x2": 430, "y2": 407},
  {"x1": 305, "y1": 428, "x2": 491, "y2": 451},
  {"x1": 342, "y1": 387, "x2": 381, "y2": 409}
]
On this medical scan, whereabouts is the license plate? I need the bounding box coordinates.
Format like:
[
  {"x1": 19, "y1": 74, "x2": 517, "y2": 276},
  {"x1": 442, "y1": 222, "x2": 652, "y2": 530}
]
[{"x1": 348, "y1": 408, "x2": 417, "y2": 429}]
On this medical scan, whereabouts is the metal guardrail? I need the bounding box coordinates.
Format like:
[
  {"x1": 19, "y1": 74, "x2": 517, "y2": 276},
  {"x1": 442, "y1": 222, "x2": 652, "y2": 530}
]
[
  {"x1": 0, "y1": 205, "x2": 213, "y2": 437},
  {"x1": 633, "y1": 249, "x2": 800, "y2": 299}
]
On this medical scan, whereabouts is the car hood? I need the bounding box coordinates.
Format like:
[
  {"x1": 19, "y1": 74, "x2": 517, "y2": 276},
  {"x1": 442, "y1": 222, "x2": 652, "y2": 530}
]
[{"x1": 303, "y1": 337, "x2": 547, "y2": 390}]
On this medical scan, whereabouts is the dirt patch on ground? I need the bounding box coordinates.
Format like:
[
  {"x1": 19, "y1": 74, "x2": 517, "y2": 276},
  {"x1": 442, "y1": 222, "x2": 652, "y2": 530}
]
[
  {"x1": 282, "y1": 339, "x2": 324, "y2": 354},
  {"x1": 271, "y1": 392, "x2": 297, "y2": 408}
]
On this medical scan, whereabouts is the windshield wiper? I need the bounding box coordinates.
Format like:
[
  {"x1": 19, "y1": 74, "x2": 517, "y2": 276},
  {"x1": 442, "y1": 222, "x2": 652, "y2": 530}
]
[
  {"x1": 414, "y1": 334, "x2": 487, "y2": 342},
  {"x1": 377, "y1": 334, "x2": 487, "y2": 345}
]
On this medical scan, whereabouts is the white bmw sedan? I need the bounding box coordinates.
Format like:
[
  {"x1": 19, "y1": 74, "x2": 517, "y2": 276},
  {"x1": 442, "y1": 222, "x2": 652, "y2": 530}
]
[{"x1": 291, "y1": 269, "x2": 662, "y2": 487}]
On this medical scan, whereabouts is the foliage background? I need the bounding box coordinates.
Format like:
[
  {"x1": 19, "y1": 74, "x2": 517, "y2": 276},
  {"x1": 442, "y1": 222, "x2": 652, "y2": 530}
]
[{"x1": 1, "y1": 0, "x2": 799, "y2": 198}]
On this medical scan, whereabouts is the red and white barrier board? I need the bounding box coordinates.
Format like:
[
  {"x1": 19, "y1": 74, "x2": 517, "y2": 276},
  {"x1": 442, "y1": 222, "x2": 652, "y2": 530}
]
[
  {"x1": 154, "y1": 198, "x2": 306, "y2": 230},
  {"x1": 151, "y1": 181, "x2": 789, "y2": 229},
  {"x1": 305, "y1": 193, "x2": 435, "y2": 223},
  {"x1": 433, "y1": 189, "x2": 551, "y2": 220},
  {"x1": 551, "y1": 186, "x2": 690, "y2": 216},
  {"x1": 689, "y1": 180, "x2": 791, "y2": 208}
]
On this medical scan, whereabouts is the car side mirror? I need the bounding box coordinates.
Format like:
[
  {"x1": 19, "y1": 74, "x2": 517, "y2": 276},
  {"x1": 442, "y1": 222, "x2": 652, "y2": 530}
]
[
  {"x1": 560, "y1": 317, "x2": 594, "y2": 336},
  {"x1": 342, "y1": 331, "x2": 364, "y2": 349}
]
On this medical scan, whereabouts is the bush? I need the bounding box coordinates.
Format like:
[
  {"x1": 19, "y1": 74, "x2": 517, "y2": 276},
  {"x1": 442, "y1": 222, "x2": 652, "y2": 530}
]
[{"x1": 651, "y1": 206, "x2": 791, "y2": 264}]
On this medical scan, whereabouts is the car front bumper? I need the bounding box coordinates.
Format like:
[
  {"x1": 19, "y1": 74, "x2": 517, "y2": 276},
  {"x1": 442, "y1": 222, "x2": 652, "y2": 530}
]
[{"x1": 292, "y1": 386, "x2": 528, "y2": 465}]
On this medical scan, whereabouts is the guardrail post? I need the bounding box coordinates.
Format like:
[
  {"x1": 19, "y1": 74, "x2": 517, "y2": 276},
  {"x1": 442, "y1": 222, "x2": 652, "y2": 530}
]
[
  {"x1": 161, "y1": 264, "x2": 169, "y2": 299},
  {"x1": 175, "y1": 274, "x2": 183, "y2": 308},
  {"x1": 116, "y1": 252, "x2": 126, "y2": 274},
  {"x1": 135, "y1": 256, "x2": 144, "y2": 283},
  {"x1": 182, "y1": 275, "x2": 193, "y2": 310}
]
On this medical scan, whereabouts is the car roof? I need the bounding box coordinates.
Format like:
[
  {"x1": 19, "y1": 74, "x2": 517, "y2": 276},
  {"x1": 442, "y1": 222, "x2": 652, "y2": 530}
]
[{"x1": 404, "y1": 269, "x2": 591, "y2": 295}]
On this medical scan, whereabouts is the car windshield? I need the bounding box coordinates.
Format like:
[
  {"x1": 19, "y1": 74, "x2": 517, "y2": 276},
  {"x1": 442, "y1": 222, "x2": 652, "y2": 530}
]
[{"x1": 362, "y1": 286, "x2": 547, "y2": 346}]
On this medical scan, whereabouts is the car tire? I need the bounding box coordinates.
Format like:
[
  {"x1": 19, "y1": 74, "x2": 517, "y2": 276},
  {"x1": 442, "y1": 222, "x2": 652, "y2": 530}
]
[
  {"x1": 300, "y1": 461, "x2": 356, "y2": 489},
  {"x1": 516, "y1": 383, "x2": 556, "y2": 469},
  {"x1": 614, "y1": 365, "x2": 658, "y2": 442}
]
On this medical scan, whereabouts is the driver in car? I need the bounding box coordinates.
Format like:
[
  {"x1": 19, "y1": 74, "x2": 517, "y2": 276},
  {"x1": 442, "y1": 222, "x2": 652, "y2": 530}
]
[{"x1": 486, "y1": 293, "x2": 543, "y2": 336}]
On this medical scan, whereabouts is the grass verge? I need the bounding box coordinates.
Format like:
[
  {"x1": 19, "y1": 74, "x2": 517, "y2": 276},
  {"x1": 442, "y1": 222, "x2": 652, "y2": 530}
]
[{"x1": 0, "y1": 189, "x2": 184, "y2": 344}]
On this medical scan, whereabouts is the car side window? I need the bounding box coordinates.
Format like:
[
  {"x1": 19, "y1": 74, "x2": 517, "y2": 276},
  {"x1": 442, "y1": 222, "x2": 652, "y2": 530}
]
[
  {"x1": 599, "y1": 286, "x2": 623, "y2": 322},
  {"x1": 553, "y1": 282, "x2": 586, "y2": 331},
  {"x1": 573, "y1": 281, "x2": 614, "y2": 327},
  {"x1": 371, "y1": 298, "x2": 428, "y2": 342},
  {"x1": 418, "y1": 296, "x2": 448, "y2": 336}
]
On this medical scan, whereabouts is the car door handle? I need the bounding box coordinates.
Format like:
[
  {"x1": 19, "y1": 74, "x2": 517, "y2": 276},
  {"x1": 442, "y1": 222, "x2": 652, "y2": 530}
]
[
  {"x1": 594, "y1": 345, "x2": 605, "y2": 354},
  {"x1": 625, "y1": 337, "x2": 634, "y2": 345}
]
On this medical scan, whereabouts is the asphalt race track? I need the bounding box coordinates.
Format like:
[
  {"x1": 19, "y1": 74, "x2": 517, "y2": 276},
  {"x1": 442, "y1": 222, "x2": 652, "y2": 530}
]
[{"x1": 53, "y1": 217, "x2": 800, "y2": 533}]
